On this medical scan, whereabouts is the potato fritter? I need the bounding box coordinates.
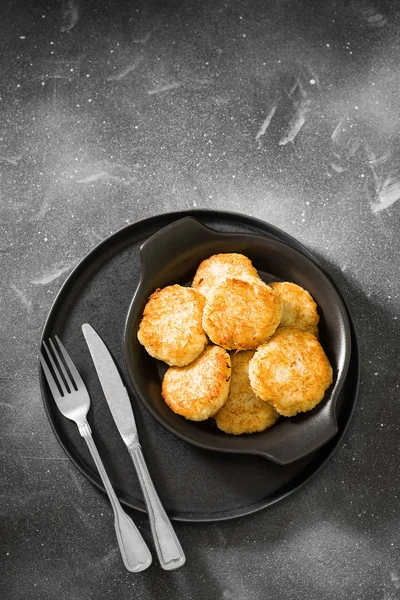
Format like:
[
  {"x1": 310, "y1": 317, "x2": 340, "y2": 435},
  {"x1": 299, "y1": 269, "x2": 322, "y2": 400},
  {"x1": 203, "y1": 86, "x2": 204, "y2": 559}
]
[
  {"x1": 215, "y1": 351, "x2": 279, "y2": 434},
  {"x1": 202, "y1": 277, "x2": 283, "y2": 350},
  {"x1": 270, "y1": 281, "x2": 319, "y2": 337},
  {"x1": 137, "y1": 284, "x2": 207, "y2": 367},
  {"x1": 248, "y1": 327, "x2": 333, "y2": 417},
  {"x1": 162, "y1": 345, "x2": 231, "y2": 421},
  {"x1": 192, "y1": 253, "x2": 260, "y2": 298}
]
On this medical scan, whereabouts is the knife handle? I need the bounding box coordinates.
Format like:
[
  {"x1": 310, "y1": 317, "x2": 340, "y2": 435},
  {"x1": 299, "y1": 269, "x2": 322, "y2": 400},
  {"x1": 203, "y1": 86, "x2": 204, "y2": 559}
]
[
  {"x1": 129, "y1": 445, "x2": 186, "y2": 571},
  {"x1": 80, "y1": 424, "x2": 152, "y2": 572}
]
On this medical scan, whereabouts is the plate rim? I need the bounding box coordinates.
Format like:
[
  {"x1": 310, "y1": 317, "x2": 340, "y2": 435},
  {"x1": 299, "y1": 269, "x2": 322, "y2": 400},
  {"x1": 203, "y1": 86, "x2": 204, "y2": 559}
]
[{"x1": 38, "y1": 209, "x2": 360, "y2": 522}]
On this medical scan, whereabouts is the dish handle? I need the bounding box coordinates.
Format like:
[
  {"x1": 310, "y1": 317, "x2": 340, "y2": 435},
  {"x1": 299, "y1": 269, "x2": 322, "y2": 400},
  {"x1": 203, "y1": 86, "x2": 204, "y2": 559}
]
[
  {"x1": 139, "y1": 217, "x2": 222, "y2": 283},
  {"x1": 258, "y1": 396, "x2": 339, "y2": 465}
]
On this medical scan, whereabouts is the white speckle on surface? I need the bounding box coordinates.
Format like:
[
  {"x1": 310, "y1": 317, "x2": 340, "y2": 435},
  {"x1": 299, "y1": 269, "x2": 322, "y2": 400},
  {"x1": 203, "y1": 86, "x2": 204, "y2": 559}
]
[
  {"x1": 146, "y1": 81, "x2": 181, "y2": 95},
  {"x1": 105, "y1": 57, "x2": 144, "y2": 81},
  {"x1": 390, "y1": 572, "x2": 400, "y2": 588},
  {"x1": 31, "y1": 266, "x2": 71, "y2": 285},
  {"x1": 255, "y1": 105, "x2": 277, "y2": 140},
  {"x1": 10, "y1": 284, "x2": 32, "y2": 312}
]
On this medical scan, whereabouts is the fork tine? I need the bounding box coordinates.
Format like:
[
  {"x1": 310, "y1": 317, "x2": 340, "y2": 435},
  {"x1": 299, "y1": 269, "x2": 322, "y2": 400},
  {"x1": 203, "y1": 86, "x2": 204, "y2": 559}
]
[
  {"x1": 39, "y1": 350, "x2": 64, "y2": 399},
  {"x1": 42, "y1": 340, "x2": 69, "y2": 395},
  {"x1": 49, "y1": 338, "x2": 75, "y2": 392},
  {"x1": 55, "y1": 335, "x2": 85, "y2": 390}
]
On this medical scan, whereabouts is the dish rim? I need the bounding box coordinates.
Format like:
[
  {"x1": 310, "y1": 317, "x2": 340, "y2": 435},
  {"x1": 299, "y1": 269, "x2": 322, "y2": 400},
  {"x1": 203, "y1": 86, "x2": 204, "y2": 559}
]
[{"x1": 123, "y1": 216, "x2": 352, "y2": 463}]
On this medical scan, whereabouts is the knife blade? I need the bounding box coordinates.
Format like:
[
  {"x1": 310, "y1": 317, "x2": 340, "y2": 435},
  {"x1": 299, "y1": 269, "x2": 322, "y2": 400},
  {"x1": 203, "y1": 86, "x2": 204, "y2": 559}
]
[
  {"x1": 81, "y1": 323, "x2": 186, "y2": 571},
  {"x1": 81, "y1": 323, "x2": 139, "y2": 449}
]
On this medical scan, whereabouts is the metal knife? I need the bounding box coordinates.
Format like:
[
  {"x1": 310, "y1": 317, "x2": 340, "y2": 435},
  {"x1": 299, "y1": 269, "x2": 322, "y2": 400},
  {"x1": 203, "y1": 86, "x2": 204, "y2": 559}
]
[{"x1": 82, "y1": 323, "x2": 186, "y2": 571}]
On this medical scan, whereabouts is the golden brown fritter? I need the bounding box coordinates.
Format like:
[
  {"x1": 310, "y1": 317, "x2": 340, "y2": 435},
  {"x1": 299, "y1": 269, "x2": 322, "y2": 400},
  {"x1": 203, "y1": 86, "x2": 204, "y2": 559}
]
[
  {"x1": 248, "y1": 327, "x2": 333, "y2": 417},
  {"x1": 202, "y1": 277, "x2": 283, "y2": 350},
  {"x1": 162, "y1": 345, "x2": 231, "y2": 421},
  {"x1": 192, "y1": 253, "x2": 260, "y2": 298},
  {"x1": 270, "y1": 281, "x2": 319, "y2": 337},
  {"x1": 137, "y1": 284, "x2": 207, "y2": 367},
  {"x1": 215, "y1": 351, "x2": 279, "y2": 434}
]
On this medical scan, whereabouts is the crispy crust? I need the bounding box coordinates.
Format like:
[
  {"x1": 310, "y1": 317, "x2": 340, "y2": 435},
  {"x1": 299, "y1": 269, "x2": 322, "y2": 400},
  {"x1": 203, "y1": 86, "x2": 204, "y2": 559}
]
[
  {"x1": 137, "y1": 284, "x2": 207, "y2": 366},
  {"x1": 270, "y1": 281, "x2": 319, "y2": 337},
  {"x1": 192, "y1": 253, "x2": 260, "y2": 298},
  {"x1": 248, "y1": 327, "x2": 333, "y2": 417},
  {"x1": 202, "y1": 277, "x2": 283, "y2": 350},
  {"x1": 162, "y1": 345, "x2": 231, "y2": 421},
  {"x1": 215, "y1": 351, "x2": 279, "y2": 434}
]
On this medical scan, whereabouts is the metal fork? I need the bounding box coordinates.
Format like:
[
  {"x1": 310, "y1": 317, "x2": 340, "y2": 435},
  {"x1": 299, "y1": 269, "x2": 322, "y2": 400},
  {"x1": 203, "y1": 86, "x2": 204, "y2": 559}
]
[{"x1": 39, "y1": 336, "x2": 152, "y2": 573}]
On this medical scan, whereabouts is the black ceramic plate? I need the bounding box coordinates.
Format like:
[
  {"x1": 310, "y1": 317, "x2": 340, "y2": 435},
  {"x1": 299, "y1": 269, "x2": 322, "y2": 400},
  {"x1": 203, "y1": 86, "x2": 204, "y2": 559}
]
[
  {"x1": 124, "y1": 218, "x2": 352, "y2": 465},
  {"x1": 39, "y1": 210, "x2": 359, "y2": 522}
]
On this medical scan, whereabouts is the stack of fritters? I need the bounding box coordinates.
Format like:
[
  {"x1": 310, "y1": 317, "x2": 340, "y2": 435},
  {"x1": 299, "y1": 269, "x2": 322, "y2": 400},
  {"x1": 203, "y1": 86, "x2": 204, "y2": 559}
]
[{"x1": 137, "y1": 253, "x2": 333, "y2": 434}]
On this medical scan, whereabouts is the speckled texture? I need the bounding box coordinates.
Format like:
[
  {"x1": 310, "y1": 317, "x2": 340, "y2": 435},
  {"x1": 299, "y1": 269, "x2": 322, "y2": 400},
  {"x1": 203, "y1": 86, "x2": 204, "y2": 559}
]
[{"x1": 1, "y1": 0, "x2": 400, "y2": 598}]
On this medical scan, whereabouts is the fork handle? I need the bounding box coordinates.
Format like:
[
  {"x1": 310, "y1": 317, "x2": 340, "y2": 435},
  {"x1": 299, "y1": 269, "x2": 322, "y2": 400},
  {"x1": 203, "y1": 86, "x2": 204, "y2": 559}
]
[
  {"x1": 129, "y1": 444, "x2": 186, "y2": 571},
  {"x1": 79, "y1": 423, "x2": 152, "y2": 572}
]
